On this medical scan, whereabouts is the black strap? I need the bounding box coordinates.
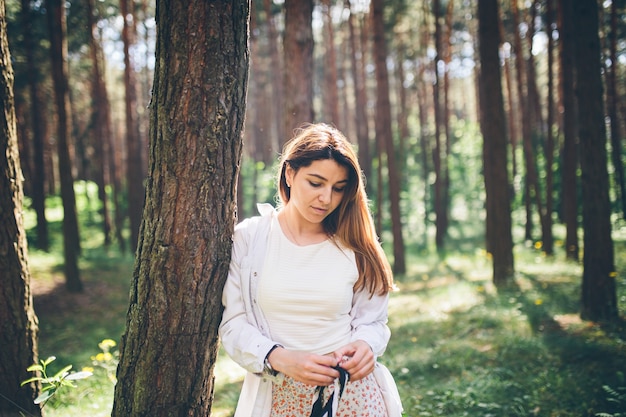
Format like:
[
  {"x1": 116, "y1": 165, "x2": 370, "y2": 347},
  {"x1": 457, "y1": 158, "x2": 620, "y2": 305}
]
[{"x1": 309, "y1": 366, "x2": 350, "y2": 417}]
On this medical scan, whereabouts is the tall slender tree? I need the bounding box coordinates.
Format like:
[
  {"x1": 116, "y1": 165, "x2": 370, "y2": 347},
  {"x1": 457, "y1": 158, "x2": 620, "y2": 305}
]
[
  {"x1": 121, "y1": 0, "x2": 144, "y2": 253},
  {"x1": 371, "y1": 0, "x2": 406, "y2": 274},
  {"x1": 558, "y1": 0, "x2": 579, "y2": 261},
  {"x1": 283, "y1": 0, "x2": 314, "y2": 141},
  {"x1": 478, "y1": 0, "x2": 514, "y2": 286},
  {"x1": 20, "y1": 0, "x2": 48, "y2": 251},
  {"x1": 87, "y1": 0, "x2": 113, "y2": 246},
  {"x1": 0, "y1": 0, "x2": 41, "y2": 413},
  {"x1": 111, "y1": 1, "x2": 249, "y2": 415},
  {"x1": 45, "y1": 0, "x2": 82, "y2": 292},
  {"x1": 573, "y1": 0, "x2": 617, "y2": 322}
]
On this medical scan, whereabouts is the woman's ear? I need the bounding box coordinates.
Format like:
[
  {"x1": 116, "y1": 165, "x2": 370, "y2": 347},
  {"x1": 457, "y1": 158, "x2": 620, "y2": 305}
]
[{"x1": 285, "y1": 164, "x2": 295, "y2": 188}]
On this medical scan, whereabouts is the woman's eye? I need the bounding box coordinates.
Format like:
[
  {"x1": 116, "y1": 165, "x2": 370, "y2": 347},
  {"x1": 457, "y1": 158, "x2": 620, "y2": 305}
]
[
  {"x1": 333, "y1": 187, "x2": 345, "y2": 193},
  {"x1": 309, "y1": 181, "x2": 321, "y2": 187}
]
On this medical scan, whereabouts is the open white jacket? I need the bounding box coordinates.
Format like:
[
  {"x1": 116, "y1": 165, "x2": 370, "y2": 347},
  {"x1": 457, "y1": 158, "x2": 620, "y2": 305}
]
[{"x1": 218, "y1": 204, "x2": 391, "y2": 417}]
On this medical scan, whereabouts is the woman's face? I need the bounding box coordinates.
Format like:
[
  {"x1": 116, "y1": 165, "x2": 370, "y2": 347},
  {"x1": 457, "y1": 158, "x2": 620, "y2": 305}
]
[{"x1": 285, "y1": 158, "x2": 349, "y2": 225}]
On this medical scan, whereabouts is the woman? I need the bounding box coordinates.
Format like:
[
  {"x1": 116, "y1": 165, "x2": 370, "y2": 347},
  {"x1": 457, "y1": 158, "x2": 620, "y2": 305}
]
[{"x1": 219, "y1": 123, "x2": 395, "y2": 417}]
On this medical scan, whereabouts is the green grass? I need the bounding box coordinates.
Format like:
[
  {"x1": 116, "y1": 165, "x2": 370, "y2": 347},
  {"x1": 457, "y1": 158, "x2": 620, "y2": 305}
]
[{"x1": 20, "y1": 184, "x2": 626, "y2": 417}]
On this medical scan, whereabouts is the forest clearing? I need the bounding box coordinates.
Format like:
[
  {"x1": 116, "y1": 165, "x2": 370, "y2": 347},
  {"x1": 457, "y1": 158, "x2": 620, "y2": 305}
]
[{"x1": 23, "y1": 192, "x2": 626, "y2": 417}]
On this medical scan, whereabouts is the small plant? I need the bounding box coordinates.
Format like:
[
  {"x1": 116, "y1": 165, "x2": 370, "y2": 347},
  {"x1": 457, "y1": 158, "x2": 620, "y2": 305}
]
[
  {"x1": 596, "y1": 372, "x2": 626, "y2": 417},
  {"x1": 21, "y1": 356, "x2": 92, "y2": 408},
  {"x1": 90, "y1": 338, "x2": 119, "y2": 383}
]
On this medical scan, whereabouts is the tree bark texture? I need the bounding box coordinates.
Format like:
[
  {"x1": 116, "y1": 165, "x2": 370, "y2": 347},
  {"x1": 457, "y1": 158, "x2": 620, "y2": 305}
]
[
  {"x1": 45, "y1": 0, "x2": 82, "y2": 292},
  {"x1": 573, "y1": 0, "x2": 618, "y2": 322},
  {"x1": 111, "y1": 1, "x2": 249, "y2": 416},
  {"x1": 282, "y1": 0, "x2": 314, "y2": 142},
  {"x1": 478, "y1": 0, "x2": 514, "y2": 286},
  {"x1": 0, "y1": 1, "x2": 41, "y2": 413},
  {"x1": 371, "y1": 0, "x2": 406, "y2": 274}
]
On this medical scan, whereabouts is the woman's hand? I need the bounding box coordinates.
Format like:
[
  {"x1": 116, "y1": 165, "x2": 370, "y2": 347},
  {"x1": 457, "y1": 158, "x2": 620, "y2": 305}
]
[
  {"x1": 332, "y1": 340, "x2": 375, "y2": 381},
  {"x1": 267, "y1": 347, "x2": 340, "y2": 386}
]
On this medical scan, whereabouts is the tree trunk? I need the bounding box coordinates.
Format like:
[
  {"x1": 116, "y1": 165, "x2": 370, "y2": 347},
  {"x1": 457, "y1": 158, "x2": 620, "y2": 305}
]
[
  {"x1": 0, "y1": 1, "x2": 41, "y2": 412},
  {"x1": 110, "y1": 1, "x2": 248, "y2": 416},
  {"x1": 264, "y1": 0, "x2": 282, "y2": 158},
  {"x1": 543, "y1": 0, "x2": 555, "y2": 256},
  {"x1": 478, "y1": 0, "x2": 514, "y2": 287},
  {"x1": 45, "y1": 0, "x2": 82, "y2": 292},
  {"x1": 321, "y1": 0, "x2": 339, "y2": 126},
  {"x1": 87, "y1": 0, "x2": 113, "y2": 247},
  {"x1": 432, "y1": 0, "x2": 446, "y2": 251},
  {"x1": 511, "y1": 0, "x2": 534, "y2": 242},
  {"x1": 558, "y1": 0, "x2": 579, "y2": 261},
  {"x1": 346, "y1": 2, "x2": 371, "y2": 183},
  {"x1": 121, "y1": 0, "x2": 145, "y2": 253},
  {"x1": 20, "y1": 0, "x2": 49, "y2": 251},
  {"x1": 283, "y1": 0, "x2": 314, "y2": 142},
  {"x1": 371, "y1": 0, "x2": 405, "y2": 274},
  {"x1": 607, "y1": 0, "x2": 626, "y2": 220},
  {"x1": 573, "y1": 0, "x2": 618, "y2": 322}
]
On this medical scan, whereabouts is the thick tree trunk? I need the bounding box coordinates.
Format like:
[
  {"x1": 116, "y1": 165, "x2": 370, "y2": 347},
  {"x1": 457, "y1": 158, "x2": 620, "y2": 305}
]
[
  {"x1": 45, "y1": 0, "x2": 82, "y2": 292},
  {"x1": 543, "y1": 0, "x2": 555, "y2": 256},
  {"x1": 478, "y1": 0, "x2": 514, "y2": 287},
  {"x1": 371, "y1": 0, "x2": 405, "y2": 274},
  {"x1": 0, "y1": 2, "x2": 41, "y2": 413},
  {"x1": 573, "y1": 0, "x2": 618, "y2": 322},
  {"x1": 558, "y1": 0, "x2": 579, "y2": 261},
  {"x1": 283, "y1": 0, "x2": 314, "y2": 142},
  {"x1": 111, "y1": 1, "x2": 248, "y2": 416}
]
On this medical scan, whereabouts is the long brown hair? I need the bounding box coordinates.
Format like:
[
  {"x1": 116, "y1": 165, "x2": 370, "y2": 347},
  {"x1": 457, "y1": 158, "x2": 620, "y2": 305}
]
[{"x1": 277, "y1": 123, "x2": 393, "y2": 295}]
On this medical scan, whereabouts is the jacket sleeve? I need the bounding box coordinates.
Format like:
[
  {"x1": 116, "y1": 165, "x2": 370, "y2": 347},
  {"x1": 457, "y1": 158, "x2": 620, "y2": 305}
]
[
  {"x1": 349, "y1": 287, "x2": 391, "y2": 357},
  {"x1": 219, "y1": 219, "x2": 277, "y2": 374}
]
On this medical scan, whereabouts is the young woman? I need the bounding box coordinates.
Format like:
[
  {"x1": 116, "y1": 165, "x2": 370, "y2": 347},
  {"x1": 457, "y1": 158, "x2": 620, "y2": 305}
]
[{"x1": 219, "y1": 123, "x2": 395, "y2": 417}]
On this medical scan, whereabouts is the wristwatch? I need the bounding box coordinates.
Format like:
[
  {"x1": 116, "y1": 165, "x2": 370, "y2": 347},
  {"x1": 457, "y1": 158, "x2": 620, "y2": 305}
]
[{"x1": 263, "y1": 344, "x2": 282, "y2": 376}]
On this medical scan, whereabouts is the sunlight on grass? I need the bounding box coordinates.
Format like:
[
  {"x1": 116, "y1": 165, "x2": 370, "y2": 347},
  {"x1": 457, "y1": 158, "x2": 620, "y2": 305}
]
[{"x1": 21, "y1": 187, "x2": 626, "y2": 417}]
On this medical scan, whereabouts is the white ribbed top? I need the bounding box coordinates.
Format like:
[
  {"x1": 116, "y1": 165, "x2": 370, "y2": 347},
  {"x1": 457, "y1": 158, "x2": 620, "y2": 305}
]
[{"x1": 257, "y1": 216, "x2": 358, "y2": 355}]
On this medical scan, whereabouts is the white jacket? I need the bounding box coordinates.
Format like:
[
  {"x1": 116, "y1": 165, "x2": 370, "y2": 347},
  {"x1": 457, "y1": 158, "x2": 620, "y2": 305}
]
[{"x1": 218, "y1": 204, "x2": 391, "y2": 417}]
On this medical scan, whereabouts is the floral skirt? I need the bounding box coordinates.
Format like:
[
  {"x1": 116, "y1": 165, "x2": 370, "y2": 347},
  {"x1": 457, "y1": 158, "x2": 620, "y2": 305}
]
[{"x1": 270, "y1": 372, "x2": 387, "y2": 417}]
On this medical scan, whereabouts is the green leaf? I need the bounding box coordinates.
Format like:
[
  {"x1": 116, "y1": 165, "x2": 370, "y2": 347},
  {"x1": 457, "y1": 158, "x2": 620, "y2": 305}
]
[
  {"x1": 26, "y1": 364, "x2": 43, "y2": 372},
  {"x1": 42, "y1": 356, "x2": 56, "y2": 366},
  {"x1": 52, "y1": 365, "x2": 72, "y2": 379},
  {"x1": 34, "y1": 389, "x2": 55, "y2": 405},
  {"x1": 65, "y1": 371, "x2": 93, "y2": 381},
  {"x1": 20, "y1": 377, "x2": 42, "y2": 386}
]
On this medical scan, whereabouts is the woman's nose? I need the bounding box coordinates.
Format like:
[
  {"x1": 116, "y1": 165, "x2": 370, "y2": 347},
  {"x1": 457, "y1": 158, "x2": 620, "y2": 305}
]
[{"x1": 318, "y1": 186, "x2": 332, "y2": 203}]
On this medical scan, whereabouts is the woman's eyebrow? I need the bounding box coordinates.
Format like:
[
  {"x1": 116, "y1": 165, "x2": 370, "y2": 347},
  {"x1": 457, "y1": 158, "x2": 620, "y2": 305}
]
[{"x1": 307, "y1": 173, "x2": 348, "y2": 184}]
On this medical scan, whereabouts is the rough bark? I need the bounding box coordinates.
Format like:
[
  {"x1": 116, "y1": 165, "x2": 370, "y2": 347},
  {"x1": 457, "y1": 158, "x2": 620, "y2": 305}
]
[
  {"x1": 478, "y1": 0, "x2": 514, "y2": 286},
  {"x1": 573, "y1": 0, "x2": 618, "y2": 322},
  {"x1": 0, "y1": 1, "x2": 41, "y2": 412},
  {"x1": 111, "y1": 1, "x2": 248, "y2": 415}
]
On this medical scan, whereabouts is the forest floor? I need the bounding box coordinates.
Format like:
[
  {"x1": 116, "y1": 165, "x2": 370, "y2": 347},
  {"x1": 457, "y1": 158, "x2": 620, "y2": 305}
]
[{"x1": 25, "y1": 237, "x2": 626, "y2": 417}]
